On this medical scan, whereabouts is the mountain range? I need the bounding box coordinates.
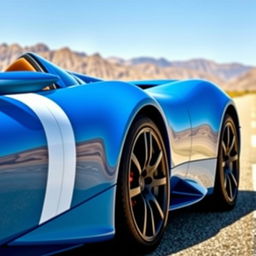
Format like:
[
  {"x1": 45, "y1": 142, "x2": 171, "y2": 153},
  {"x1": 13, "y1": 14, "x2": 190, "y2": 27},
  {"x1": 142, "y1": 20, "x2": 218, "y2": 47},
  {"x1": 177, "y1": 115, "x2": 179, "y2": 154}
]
[
  {"x1": 0, "y1": 43, "x2": 255, "y2": 91},
  {"x1": 108, "y1": 56, "x2": 252, "y2": 81}
]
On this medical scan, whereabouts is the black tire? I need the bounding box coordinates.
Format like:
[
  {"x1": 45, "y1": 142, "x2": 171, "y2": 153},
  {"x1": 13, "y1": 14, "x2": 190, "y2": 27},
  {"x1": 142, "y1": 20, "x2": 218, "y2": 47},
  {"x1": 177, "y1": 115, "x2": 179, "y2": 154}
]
[
  {"x1": 212, "y1": 114, "x2": 240, "y2": 210},
  {"x1": 115, "y1": 116, "x2": 170, "y2": 252}
]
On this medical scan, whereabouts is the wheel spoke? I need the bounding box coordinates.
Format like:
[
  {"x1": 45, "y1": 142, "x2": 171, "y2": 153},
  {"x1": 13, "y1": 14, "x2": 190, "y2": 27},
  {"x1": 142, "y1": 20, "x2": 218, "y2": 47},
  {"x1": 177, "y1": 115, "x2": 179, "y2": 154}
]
[
  {"x1": 149, "y1": 151, "x2": 163, "y2": 175},
  {"x1": 230, "y1": 154, "x2": 238, "y2": 162},
  {"x1": 229, "y1": 161, "x2": 233, "y2": 171},
  {"x1": 222, "y1": 141, "x2": 227, "y2": 155},
  {"x1": 143, "y1": 133, "x2": 148, "y2": 169},
  {"x1": 224, "y1": 173, "x2": 228, "y2": 188},
  {"x1": 142, "y1": 196, "x2": 148, "y2": 236},
  {"x1": 227, "y1": 126, "x2": 231, "y2": 148},
  {"x1": 229, "y1": 135, "x2": 236, "y2": 153},
  {"x1": 128, "y1": 126, "x2": 168, "y2": 239},
  {"x1": 220, "y1": 120, "x2": 239, "y2": 202},
  {"x1": 152, "y1": 177, "x2": 166, "y2": 187},
  {"x1": 130, "y1": 186, "x2": 141, "y2": 198},
  {"x1": 151, "y1": 195, "x2": 164, "y2": 220},
  {"x1": 146, "y1": 200, "x2": 156, "y2": 235},
  {"x1": 229, "y1": 171, "x2": 238, "y2": 187},
  {"x1": 131, "y1": 153, "x2": 142, "y2": 174},
  {"x1": 148, "y1": 132, "x2": 153, "y2": 166},
  {"x1": 226, "y1": 174, "x2": 233, "y2": 199},
  {"x1": 143, "y1": 132, "x2": 154, "y2": 169}
]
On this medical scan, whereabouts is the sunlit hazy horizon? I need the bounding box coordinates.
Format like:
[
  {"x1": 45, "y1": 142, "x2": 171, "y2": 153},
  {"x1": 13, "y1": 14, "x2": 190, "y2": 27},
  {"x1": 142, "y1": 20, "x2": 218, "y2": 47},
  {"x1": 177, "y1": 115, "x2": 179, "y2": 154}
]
[{"x1": 0, "y1": 0, "x2": 255, "y2": 66}]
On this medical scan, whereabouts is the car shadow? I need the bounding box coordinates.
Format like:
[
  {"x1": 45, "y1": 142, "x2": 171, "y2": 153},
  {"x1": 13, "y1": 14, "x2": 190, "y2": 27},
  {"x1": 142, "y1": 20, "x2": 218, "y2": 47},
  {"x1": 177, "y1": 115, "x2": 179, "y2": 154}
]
[{"x1": 59, "y1": 190, "x2": 256, "y2": 256}]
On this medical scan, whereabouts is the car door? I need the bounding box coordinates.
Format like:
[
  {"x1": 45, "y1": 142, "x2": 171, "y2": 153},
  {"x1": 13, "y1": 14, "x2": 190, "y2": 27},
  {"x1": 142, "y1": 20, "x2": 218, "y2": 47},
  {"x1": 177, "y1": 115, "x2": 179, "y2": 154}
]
[
  {"x1": 0, "y1": 95, "x2": 49, "y2": 243},
  {"x1": 185, "y1": 80, "x2": 228, "y2": 188},
  {"x1": 146, "y1": 82, "x2": 192, "y2": 178},
  {"x1": 0, "y1": 72, "x2": 77, "y2": 245}
]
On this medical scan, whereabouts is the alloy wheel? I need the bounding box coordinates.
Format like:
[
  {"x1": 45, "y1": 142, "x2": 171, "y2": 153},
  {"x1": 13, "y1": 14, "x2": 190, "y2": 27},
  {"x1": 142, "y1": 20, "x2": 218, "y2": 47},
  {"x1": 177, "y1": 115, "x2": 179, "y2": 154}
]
[
  {"x1": 220, "y1": 121, "x2": 239, "y2": 202},
  {"x1": 128, "y1": 127, "x2": 169, "y2": 241}
]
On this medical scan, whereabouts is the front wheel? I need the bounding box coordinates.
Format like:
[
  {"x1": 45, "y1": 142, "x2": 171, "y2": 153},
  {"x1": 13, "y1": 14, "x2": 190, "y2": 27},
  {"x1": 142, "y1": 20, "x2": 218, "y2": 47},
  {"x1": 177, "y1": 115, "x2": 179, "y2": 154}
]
[{"x1": 115, "y1": 116, "x2": 170, "y2": 252}]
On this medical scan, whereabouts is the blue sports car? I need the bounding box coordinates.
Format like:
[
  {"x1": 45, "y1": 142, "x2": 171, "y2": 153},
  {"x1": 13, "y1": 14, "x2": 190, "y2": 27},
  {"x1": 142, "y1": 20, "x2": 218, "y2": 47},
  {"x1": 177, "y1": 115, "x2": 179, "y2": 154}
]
[{"x1": 0, "y1": 53, "x2": 240, "y2": 255}]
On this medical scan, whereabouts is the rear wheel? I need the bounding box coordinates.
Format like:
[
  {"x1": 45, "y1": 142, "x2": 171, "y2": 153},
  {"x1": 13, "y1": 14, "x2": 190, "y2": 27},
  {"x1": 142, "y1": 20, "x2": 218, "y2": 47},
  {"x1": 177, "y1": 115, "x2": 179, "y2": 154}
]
[
  {"x1": 213, "y1": 114, "x2": 240, "y2": 210},
  {"x1": 116, "y1": 116, "x2": 170, "y2": 252}
]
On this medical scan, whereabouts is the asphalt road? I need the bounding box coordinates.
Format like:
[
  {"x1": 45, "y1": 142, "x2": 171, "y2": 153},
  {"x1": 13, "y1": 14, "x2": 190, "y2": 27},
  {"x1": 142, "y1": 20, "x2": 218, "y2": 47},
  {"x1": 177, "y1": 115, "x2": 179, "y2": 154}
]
[{"x1": 60, "y1": 94, "x2": 256, "y2": 256}]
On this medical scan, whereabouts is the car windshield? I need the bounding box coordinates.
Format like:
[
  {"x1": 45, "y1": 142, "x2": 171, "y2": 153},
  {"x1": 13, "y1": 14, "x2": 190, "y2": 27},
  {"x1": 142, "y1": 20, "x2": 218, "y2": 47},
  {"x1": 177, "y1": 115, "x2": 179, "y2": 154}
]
[{"x1": 29, "y1": 53, "x2": 80, "y2": 88}]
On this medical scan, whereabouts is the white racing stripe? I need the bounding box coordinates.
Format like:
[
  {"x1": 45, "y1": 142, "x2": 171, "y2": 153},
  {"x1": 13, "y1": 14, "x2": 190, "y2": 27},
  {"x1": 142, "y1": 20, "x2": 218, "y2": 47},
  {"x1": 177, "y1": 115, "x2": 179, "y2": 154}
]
[
  {"x1": 7, "y1": 93, "x2": 76, "y2": 224},
  {"x1": 41, "y1": 96, "x2": 77, "y2": 216}
]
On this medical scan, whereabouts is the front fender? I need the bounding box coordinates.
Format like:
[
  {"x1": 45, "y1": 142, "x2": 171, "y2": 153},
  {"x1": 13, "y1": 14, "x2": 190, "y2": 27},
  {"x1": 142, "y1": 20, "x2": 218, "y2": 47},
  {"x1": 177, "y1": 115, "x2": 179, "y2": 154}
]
[{"x1": 44, "y1": 81, "x2": 163, "y2": 206}]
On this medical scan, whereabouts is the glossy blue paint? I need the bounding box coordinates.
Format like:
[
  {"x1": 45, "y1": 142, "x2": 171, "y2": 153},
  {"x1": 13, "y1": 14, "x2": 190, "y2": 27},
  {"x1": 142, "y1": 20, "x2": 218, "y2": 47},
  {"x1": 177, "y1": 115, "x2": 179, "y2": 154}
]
[
  {"x1": 10, "y1": 186, "x2": 116, "y2": 245},
  {"x1": 0, "y1": 72, "x2": 59, "y2": 94},
  {"x1": 29, "y1": 53, "x2": 79, "y2": 88},
  {"x1": 170, "y1": 175, "x2": 207, "y2": 210},
  {"x1": 0, "y1": 96, "x2": 48, "y2": 242},
  {"x1": 42, "y1": 80, "x2": 162, "y2": 207},
  {"x1": 0, "y1": 97, "x2": 48, "y2": 156},
  {"x1": 183, "y1": 80, "x2": 231, "y2": 161},
  {"x1": 70, "y1": 71, "x2": 102, "y2": 83},
  {"x1": 130, "y1": 80, "x2": 178, "y2": 89},
  {"x1": 0, "y1": 78, "x2": 162, "y2": 246},
  {"x1": 0, "y1": 53, "x2": 239, "y2": 251},
  {"x1": 146, "y1": 81, "x2": 192, "y2": 166},
  {"x1": 145, "y1": 79, "x2": 233, "y2": 189},
  {"x1": 43, "y1": 81, "x2": 158, "y2": 166}
]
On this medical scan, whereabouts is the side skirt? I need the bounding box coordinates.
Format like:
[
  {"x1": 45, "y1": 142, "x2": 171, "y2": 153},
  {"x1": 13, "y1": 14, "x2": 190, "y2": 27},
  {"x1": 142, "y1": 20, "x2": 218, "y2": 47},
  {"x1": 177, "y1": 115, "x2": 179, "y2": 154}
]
[
  {"x1": 170, "y1": 158, "x2": 217, "y2": 210},
  {"x1": 8, "y1": 186, "x2": 116, "y2": 246},
  {"x1": 170, "y1": 177, "x2": 207, "y2": 211}
]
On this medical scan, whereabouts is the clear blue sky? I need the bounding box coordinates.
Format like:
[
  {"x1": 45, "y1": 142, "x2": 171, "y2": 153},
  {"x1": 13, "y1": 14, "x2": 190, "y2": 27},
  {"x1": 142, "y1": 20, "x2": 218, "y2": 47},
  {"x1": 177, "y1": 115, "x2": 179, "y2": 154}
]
[{"x1": 0, "y1": 0, "x2": 255, "y2": 65}]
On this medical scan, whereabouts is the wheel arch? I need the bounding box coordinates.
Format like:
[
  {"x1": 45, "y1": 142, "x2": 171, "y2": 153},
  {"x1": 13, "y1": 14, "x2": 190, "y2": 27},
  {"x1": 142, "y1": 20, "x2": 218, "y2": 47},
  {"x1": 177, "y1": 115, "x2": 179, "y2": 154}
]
[
  {"x1": 114, "y1": 106, "x2": 171, "y2": 248},
  {"x1": 115, "y1": 103, "x2": 171, "y2": 189},
  {"x1": 225, "y1": 104, "x2": 241, "y2": 151},
  {"x1": 212, "y1": 102, "x2": 240, "y2": 189},
  {"x1": 134, "y1": 105, "x2": 171, "y2": 169},
  {"x1": 211, "y1": 103, "x2": 240, "y2": 208}
]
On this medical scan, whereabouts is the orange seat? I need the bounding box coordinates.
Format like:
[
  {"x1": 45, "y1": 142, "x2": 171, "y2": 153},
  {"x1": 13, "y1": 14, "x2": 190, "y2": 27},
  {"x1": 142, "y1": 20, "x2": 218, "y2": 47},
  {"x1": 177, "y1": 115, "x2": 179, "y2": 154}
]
[
  {"x1": 4, "y1": 57, "x2": 54, "y2": 90},
  {"x1": 5, "y1": 57, "x2": 36, "y2": 72}
]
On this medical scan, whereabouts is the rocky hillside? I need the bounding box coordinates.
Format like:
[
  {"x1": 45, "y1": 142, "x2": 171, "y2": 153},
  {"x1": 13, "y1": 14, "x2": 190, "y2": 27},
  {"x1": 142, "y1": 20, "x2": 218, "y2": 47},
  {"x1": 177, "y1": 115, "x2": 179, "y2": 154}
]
[
  {"x1": 225, "y1": 68, "x2": 256, "y2": 91},
  {"x1": 0, "y1": 43, "x2": 254, "y2": 91},
  {"x1": 110, "y1": 57, "x2": 252, "y2": 81}
]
